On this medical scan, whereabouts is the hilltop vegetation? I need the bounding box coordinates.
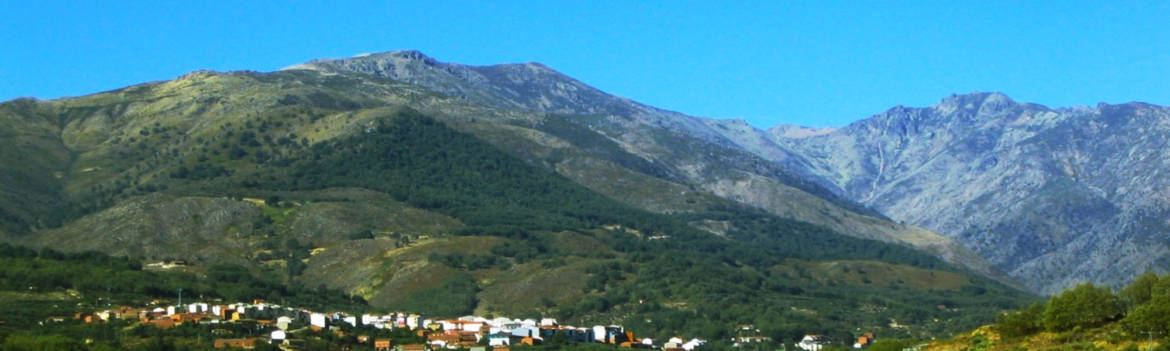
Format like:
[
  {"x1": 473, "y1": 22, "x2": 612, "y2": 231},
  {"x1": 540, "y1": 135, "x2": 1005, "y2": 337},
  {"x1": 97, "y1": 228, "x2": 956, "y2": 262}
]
[{"x1": 928, "y1": 271, "x2": 1170, "y2": 351}]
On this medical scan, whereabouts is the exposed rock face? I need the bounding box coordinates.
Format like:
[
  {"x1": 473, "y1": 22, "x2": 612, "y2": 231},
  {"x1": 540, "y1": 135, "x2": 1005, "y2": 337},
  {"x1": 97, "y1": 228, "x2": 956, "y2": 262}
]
[
  {"x1": 711, "y1": 92, "x2": 1170, "y2": 294},
  {"x1": 287, "y1": 50, "x2": 638, "y2": 115}
]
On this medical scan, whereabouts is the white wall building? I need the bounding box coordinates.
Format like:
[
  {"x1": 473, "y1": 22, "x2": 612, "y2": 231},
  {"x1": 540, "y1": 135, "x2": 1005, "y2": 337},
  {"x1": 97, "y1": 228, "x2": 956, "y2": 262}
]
[{"x1": 310, "y1": 313, "x2": 327, "y2": 329}]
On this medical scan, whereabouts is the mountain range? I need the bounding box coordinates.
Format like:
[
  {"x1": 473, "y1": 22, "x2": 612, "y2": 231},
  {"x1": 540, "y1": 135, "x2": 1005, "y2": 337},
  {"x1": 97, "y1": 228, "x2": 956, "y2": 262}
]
[
  {"x1": 288, "y1": 50, "x2": 1170, "y2": 295},
  {"x1": 3, "y1": 49, "x2": 1158, "y2": 339},
  {"x1": 708, "y1": 92, "x2": 1170, "y2": 294}
]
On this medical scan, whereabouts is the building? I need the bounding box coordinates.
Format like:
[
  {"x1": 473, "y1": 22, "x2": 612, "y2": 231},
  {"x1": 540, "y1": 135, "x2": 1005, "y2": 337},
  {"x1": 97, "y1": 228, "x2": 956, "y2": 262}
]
[
  {"x1": 488, "y1": 333, "x2": 511, "y2": 346},
  {"x1": 798, "y1": 334, "x2": 828, "y2": 351},
  {"x1": 854, "y1": 332, "x2": 876, "y2": 349},
  {"x1": 277, "y1": 316, "x2": 293, "y2": 330},
  {"x1": 397, "y1": 344, "x2": 427, "y2": 351},
  {"x1": 374, "y1": 338, "x2": 393, "y2": 350},
  {"x1": 310, "y1": 313, "x2": 327, "y2": 330}
]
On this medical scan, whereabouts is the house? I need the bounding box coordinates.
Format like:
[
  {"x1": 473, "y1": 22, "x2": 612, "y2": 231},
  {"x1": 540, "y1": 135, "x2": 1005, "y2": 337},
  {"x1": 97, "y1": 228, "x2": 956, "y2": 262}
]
[
  {"x1": 488, "y1": 333, "x2": 511, "y2": 346},
  {"x1": 112, "y1": 306, "x2": 145, "y2": 320},
  {"x1": 374, "y1": 338, "x2": 393, "y2": 350},
  {"x1": 396, "y1": 344, "x2": 427, "y2": 351},
  {"x1": 357, "y1": 335, "x2": 371, "y2": 343},
  {"x1": 213, "y1": 338, "x2": 258, "y2": 349},
  {"x1": 797, "y1": 334, "x2": 828, "y2": 351},
  {"x1": 510, "y1": 325, "x2": 541, "y2": 339},
  {"x1": 170, "y1": 313, "x2": 207, "y2": 324},
  {"x1": 426, "y1": 332, "x2": 465, "y2": 348},
  {"x1": 681, "y1": 338, "x2": 706, "y2": 350},
  {"x1": 270, "y1": 330, "x2": 287, "y2": 343},
  {"x1": 406, "y1": 314, "x2": 423, "y2": 329},
  {"x1": 854, "y1": 332, "x2": 875, "y2": 349},
  {"x1": 592, "y1": 326, "x2": 608, "y2": 343},
  {"x1": 457, "y1": 331, "x2": 479, "y2": 344},
  {"x1": 540, "y1": 327, "x2": 595, "y2": 343},
  {"x1": 277, "y1": 316, "x2": 293, "y2": 330},
  {"x1": 147, "y1": 307, "x2": 167, "y2": 320},
  {"x1": 310, "y1": 313, "x2": 327, "y2": 329}
]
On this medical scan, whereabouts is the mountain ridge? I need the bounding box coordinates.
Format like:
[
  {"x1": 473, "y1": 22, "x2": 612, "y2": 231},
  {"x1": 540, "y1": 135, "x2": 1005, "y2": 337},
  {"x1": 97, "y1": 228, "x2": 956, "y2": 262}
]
[
  {"x1": 280, "y1": 51, "x2": 1025, "y2": 285},
  {"x1": 0, "y1": 79, "x2": 1031, "y2": 341},
  {"x1": 728, "y1": 92, "x2": 1170, "y2": 294}
]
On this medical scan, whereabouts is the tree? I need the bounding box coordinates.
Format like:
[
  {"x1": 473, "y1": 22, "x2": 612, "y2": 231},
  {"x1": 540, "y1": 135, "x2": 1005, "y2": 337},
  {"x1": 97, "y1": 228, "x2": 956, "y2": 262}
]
[
  {"x1": 994, "y1": 302, "x2": 1044, "y2": 339},
  {"x1": 1122, "y1": 293, "x2": 1170, "y2": 335},
  {"x1": 1120, "y1": 271, "x2": 1161, "y2": 310},
  {"x1": 1043, "y1": 283, "x2": 1121, "y2": 332}
]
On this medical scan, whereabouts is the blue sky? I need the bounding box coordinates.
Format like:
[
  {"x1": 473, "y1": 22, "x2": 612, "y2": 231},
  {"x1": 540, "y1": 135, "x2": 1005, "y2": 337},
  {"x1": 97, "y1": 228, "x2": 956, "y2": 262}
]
[{"x1": 2, "y1": 1, "x2": 1168, "y2": 127}]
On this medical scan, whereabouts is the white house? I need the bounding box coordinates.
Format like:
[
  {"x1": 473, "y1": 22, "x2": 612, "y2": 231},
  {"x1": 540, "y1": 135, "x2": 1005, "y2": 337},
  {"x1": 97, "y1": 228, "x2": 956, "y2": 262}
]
[
  {"x1": 310, "y1": 313, "x2": 327, "y2": 329},
  {"x1": 682, "y1": 338, "x2": 707, "y2": 350},
  {"x1": 510, "y1": 325, "x2": 541, "y2": 338},
  {"x1": 406, "y1": 314, "x2": 422, "y2": 329},
  {"x1": 798, "y1": 335, "x2": 827, "y2": 351},
  {"x1": 540, "y1": 318, "x2": 558, "y2": 327},
  {"x1": 488, "y1": 333, "x2": 511, "y2": 346},
  {"x1": 593, "y1": 326, "x2": 608, "y2": 343},
  {"x1": 271, "y1": 330, "x2": 287, "y2": 342},
  {"x1": 490, "y1": 317, "x2": 513, "y2": 329},
  {"x1": 277, "y1": 316, "x2": 293, "y2": 330},
  {"x1": 686, "y1": 339, "x2": 707, "y2": 350}
]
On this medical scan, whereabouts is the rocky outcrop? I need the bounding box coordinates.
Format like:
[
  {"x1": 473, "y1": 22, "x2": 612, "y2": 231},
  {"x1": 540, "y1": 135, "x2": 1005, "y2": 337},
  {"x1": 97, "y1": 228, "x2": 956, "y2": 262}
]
[{"x1": 732, "y1": 93, "x2": 1170, "y2": 294}]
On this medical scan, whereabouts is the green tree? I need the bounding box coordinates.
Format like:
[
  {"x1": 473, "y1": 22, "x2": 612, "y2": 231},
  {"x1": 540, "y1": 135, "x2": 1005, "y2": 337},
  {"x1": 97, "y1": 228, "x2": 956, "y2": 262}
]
[
  {"x1": 1122, "y1": 293, "x2": 1170, "y2": 335},
  {"x1": 1043, "y1": 283, "x2": 1121, "y2": 332},
  {"x1": 995, "y1": 302, "x2": 1045, "y2": 340},
  {"x1": 1120, "y1": 271, "x2": 1161, "y2": 310}
]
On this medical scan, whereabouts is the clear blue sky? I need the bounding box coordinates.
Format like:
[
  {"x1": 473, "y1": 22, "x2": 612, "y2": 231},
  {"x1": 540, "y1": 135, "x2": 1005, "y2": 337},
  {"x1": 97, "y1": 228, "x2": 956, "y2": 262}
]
[{"x1": 2, "y1": 1, "x2": 1168, "y2": 127}]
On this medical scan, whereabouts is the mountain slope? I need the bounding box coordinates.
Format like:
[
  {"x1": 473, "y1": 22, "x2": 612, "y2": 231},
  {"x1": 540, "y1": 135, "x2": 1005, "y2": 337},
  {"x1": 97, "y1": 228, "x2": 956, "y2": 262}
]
[
  {"x1": 0, "y1": 52, "x2": 1032, "y2": 342},
  {"x1": 287, "y1": 51, "x2": 1002, "y2": 279},
  {"x1": 732, "y1": 93, "x2": 1170, "y2": 294}
]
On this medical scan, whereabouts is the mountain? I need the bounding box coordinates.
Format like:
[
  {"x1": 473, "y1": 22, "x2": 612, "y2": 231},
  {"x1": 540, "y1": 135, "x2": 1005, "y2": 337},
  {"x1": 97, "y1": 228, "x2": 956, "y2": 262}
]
[
  {"x1": 711, "y1": 92, "x2": 1170, "y2": 294},
  {"x1": 0, "y1": 50, "x2": 1030, "y2": 342},
  {"x1": 288, "y1": 51, "x2": 1001, "y2": 278}
]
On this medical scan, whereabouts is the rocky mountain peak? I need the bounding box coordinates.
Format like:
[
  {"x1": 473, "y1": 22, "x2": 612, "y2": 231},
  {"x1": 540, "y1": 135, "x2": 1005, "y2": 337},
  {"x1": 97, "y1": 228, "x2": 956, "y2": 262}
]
[
  {"x1": 932, "y1": 92, "x2": 1019, "y2": 116},
  {"x1": 767, "y1": 124, "x2": 838, "y2": 139},
  {"x1": 284, "y1": 50, "x2": 638, "y2": 115}
]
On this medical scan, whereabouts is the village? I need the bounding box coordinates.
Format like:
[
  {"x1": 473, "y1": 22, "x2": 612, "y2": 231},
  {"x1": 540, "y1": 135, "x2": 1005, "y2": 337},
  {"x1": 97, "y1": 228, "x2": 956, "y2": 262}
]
[{"x1": 70, "y1": 299, "x2": 716, "y2": 351}]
